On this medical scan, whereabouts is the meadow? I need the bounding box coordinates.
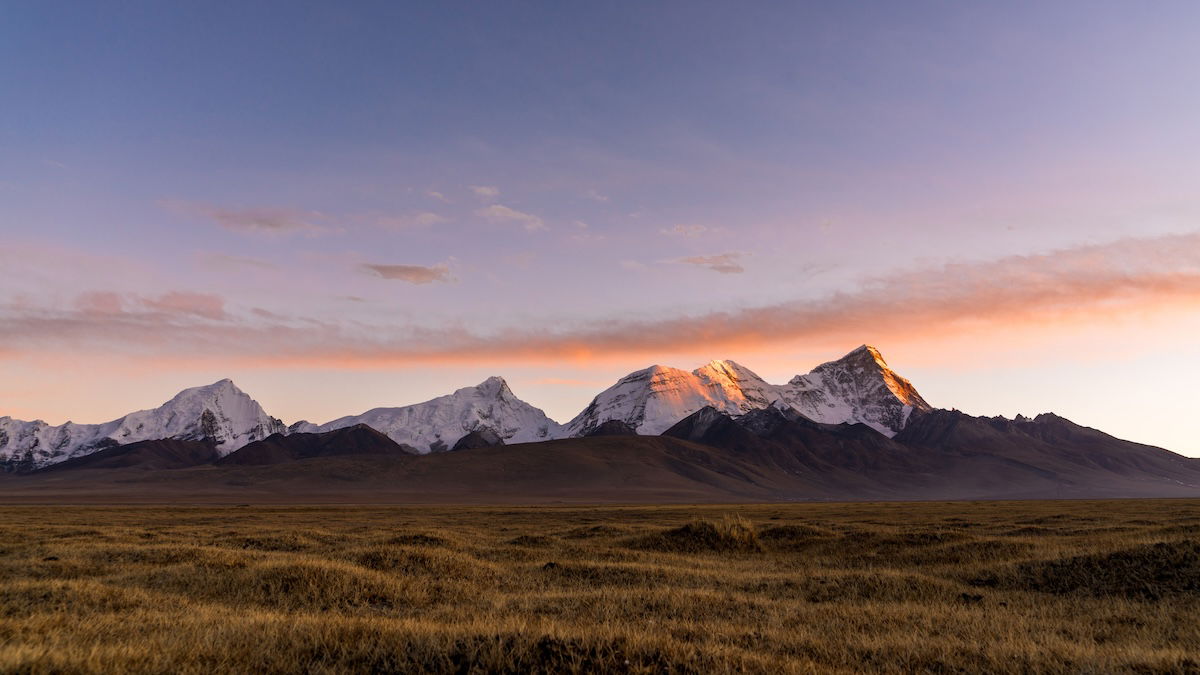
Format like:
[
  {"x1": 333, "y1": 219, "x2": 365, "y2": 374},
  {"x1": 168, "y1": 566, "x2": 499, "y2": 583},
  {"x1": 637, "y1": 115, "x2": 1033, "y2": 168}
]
[{"x1": 1, "y1": 499, "x2": 1198, "y2": 673}]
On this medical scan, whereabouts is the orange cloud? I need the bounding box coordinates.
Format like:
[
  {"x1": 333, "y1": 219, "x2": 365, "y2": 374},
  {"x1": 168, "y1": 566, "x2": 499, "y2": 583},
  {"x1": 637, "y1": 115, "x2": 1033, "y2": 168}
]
[
  {"x1": 677, "y1": 252, "x2": 744, "y2": 274},
  {"x1": 4, "y1": 232, "x2": 1200, "y2": 368}
]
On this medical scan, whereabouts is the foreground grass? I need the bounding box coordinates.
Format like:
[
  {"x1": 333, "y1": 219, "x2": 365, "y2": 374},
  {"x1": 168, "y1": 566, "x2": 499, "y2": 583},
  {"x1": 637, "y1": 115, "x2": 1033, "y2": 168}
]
[{"x1": 1, "y1": 500, "x2": 1198, "y2": 673}]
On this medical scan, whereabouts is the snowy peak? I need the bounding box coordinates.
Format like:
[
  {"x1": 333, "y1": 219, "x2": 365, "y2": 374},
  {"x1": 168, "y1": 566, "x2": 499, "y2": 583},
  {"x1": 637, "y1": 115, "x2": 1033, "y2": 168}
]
[
  {"x1": 2, "y1": 346, "x2": 932, "y2": 470},
  {"x1": 312, "y1": 377, "x2": 563, "y2": 453},
  {"x1": 565, "y1": 359, "x2": 783, "y2": 436},
  {"x1": 566, "y1": 346, "x2": 930, "y2": 439},
  {"x1": 0, "y1": 379, "x2": 285, "y2": 470},
  {"x1": 823, "y1": 345, "x2": 930, "y2": 411},
  {"x1": 462, "y1": 375, "x2": 512, "y2": 399},
  {"x1": 691, "y1": 359, "x2": 780, "y2": 411},
  {"x1": 143, "y1": 378, "x2": 287, "y2": 452},
  {"x1": 780, "y1": 345, "x2": 931, "y2": 436}
]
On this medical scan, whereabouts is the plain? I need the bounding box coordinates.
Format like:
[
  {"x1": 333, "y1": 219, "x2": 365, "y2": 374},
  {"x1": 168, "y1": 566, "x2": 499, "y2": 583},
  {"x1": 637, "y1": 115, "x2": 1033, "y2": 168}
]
[{"x1": 1, "y1": 499, "x2": 1198, "y2": 673}]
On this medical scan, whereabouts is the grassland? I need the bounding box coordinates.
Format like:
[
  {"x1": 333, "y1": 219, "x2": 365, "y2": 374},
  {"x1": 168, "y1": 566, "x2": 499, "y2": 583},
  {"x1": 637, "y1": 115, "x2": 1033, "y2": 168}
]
[{"x1": 1, "y1": 500, "x2": 1198, "y2": 673}]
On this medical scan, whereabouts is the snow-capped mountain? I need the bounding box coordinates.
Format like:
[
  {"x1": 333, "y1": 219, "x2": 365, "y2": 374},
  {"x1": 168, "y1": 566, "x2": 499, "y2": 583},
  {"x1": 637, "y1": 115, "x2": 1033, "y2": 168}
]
[
  {"x1": 0, "y1": 346, "x2": 932, "y2": 471},
  {"x1": 0, "y1": 379, "x2": 285, "y2": 470},
  {"x1": 302, "y1": 376, "x2": 563, "y2": 453},
  {"x1": 777, "y1": 345, "x2": 932, "y2": 436},
  {"x1": 564, "y1": 360, "x2": 782, "y2": 436},
  {"x1": 565, "y1": 346, "x2": 931, "y2": 437}
]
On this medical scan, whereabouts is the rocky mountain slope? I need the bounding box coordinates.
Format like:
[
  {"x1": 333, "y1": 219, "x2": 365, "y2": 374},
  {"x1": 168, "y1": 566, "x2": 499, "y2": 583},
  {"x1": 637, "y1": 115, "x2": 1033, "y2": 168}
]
[
  {"x1": 218, "y1": 424, "x2": 415, "y2": 466},
  {"x1": 0, "y1": 379, "x2": 284, "y2": 470},
  {"x1": 776, "y1": 345, "x2": 931, "y2": 435},
  {"x1": 661, "y1": 405, "x2": 1200, "y2": 499}
]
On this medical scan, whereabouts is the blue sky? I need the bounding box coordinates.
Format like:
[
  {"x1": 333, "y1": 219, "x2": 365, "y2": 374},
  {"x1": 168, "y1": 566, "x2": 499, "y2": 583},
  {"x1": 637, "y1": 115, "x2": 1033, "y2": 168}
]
[{"x1": 3, "y1": 1, "x2": 1200, "y2": 454}]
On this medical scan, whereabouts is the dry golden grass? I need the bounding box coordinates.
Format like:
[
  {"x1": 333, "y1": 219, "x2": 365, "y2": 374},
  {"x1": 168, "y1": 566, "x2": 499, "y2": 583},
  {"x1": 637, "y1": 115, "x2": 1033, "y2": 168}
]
[{"x1": 1, "y1": 500, "x2": 1198, "y2": 673}]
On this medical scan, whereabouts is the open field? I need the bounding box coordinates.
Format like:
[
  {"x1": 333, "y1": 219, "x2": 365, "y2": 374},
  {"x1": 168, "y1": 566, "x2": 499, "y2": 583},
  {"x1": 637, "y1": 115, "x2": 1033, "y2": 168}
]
[{"x1": 2, "y1": 500, "x2": 1198, "y2": 673}]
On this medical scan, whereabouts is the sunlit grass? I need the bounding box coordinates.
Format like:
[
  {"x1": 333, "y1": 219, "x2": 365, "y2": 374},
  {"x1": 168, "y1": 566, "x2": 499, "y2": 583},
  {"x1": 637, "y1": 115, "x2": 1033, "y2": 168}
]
[{"x1": 1, "y1": 500, "x2": 1198, "y2": 673}]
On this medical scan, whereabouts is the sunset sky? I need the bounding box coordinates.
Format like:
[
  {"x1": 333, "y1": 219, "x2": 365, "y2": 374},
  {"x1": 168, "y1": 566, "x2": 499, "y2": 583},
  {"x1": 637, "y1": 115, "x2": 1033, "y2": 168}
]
[{"x1": 3, "y1": 2, "x2": 1200, "y2": 455}]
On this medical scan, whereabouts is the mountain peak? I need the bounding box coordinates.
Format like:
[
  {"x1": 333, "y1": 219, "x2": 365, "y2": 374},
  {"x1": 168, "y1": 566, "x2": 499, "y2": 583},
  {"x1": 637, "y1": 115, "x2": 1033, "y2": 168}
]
[
  {"x1": 173, "y1": 378, "x2": 244, "y2": 400},
  {"x1": 311, "y1": 375, "x2": 562, "y2": 453},
  {"x1": 693, "y1": 358, "x2": 752, "y2": 378},
  {"x1": 473, "y1": 376, "x2": 511, "y2": 396},
  {"x1": 779, "y1": 345, "x2": 931, "y2": 437},
  {"x1": 1, "y1": 379, "x2": 285, "y2": 469},
  {"x1": 840, "y1": 344, "x2": 889, "y2": 367},
  {"x1": 634, "y1": 364, "x2": 686, "y2": 377},
  {"x1": 566, "y1": 359, "x2": 778, "y2": 437}
]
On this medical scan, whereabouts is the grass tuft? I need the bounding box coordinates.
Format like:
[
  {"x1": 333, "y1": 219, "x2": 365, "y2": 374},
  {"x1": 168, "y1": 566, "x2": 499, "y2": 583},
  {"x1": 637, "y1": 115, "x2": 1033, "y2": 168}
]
[{"x1": 632, "y1": 515, "x2": 762, "y2": 553}]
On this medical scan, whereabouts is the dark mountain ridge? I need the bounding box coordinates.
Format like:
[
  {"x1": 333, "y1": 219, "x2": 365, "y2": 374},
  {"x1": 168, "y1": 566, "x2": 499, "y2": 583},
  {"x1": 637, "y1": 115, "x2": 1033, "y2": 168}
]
[
  {"x1": 217, "y1": 424, "x2": 417, "y2": 466},
  {"x1": 6, "y1": 403, "x2": 1198, "y2": 503}
]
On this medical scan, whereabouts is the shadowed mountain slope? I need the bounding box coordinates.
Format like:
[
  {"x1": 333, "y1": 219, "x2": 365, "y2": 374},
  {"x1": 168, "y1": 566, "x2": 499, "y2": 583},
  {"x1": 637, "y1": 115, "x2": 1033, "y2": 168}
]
[
  {"x1": 36, "y1": 439, "x2": 220, "y2": 472},
  {"x1": 6, "y1": 407, "x2": 1200, "y2": 503},
  {"x1": 217, "y1": 425, "x2": 417, "y2": 466},
  {"x1": 0, "y1": 435, "x2": 809, "y2": 503}
]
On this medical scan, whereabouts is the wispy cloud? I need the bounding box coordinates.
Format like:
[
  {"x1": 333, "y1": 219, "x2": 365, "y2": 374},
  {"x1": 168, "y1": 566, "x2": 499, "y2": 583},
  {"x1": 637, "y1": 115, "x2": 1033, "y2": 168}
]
[
  {"x1": 475, "y1": 204, "x2": 546, "y2": 231},
  {"x1": 140, "y1": 291, "x2": 227, "y2": 320},
  {"x1": 196, "y1": 252, "x2": 277, "y2": 271},
  {"x1": 6, "y1": 233, "x2": 1200, "y2": 368},
  {"x1": 570, "y1": 220, "x2": 605, "y2": 243},
  {"x1": 161, "y1": 200, "x2": 332, "y2": 236},
  {"x1": 73, "y1": 290, "x2": 226, "y2": 321},
  {"x1": 74, "y1": 291, "x2": 124, "y2": 315},
  {"x1": 677, "y1": 252, "x2": 744, "y2": 274},
  {"x1": 469, "y1": 185, "x2": 500, "y2": 199},
  {"x1": 426, "y1": 190, "x2": 451, "y2": 204},
  {"x1": 586, "y1": 189, "x2": 609, "y2": 202},
  {"x1": 369, "y1": 211, "x2": 448, "y2": 229},
  {"x1": 661, "y1": 224, "x2": 709, "y2": 237},
  {"x1": 361, "y1": 263, "x2": 452, "y2": 284}
]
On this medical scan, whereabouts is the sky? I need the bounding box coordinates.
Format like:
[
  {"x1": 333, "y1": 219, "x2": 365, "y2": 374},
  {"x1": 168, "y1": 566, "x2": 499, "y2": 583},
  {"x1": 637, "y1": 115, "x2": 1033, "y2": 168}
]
[{"x1": 3, "y1": 1, "x2": 1200, "y2": 455}]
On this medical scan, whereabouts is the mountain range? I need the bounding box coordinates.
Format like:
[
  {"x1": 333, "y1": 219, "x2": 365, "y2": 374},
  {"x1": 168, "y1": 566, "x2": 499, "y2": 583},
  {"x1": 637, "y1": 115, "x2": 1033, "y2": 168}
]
[
  {"x1": 0, "y1": 345, "x2": 922, "y2": 467},
  {"x1": 3, "y1": 345, "x2": 1198, "y2": 502}
]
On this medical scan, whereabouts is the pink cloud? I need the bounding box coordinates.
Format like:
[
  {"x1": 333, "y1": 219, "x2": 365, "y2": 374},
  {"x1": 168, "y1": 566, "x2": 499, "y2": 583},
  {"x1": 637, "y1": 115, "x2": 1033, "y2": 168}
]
[
  {"x1": 74, "y1": 291, "x2": 124, "y2": 315},
  {"x1": 140, "y1": 292, "x2": 227, "y2": 320},
  {"x1": 161, "y1": 200, "x2": 332, "y2": 236},
  {"x1": 4, "y1": 232, "x2": 1200, "y2": 368}
]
